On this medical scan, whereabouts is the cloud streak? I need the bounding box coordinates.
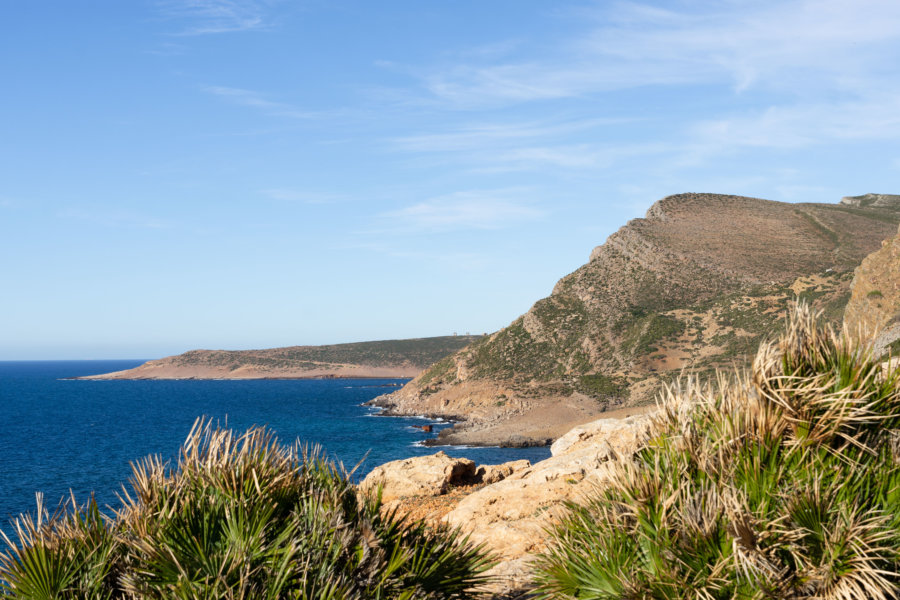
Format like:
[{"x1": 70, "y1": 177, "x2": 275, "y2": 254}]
[
  {"x1": 157, "y1": 0, "x2": 271, "y2": 35},
  {"x1": 204, "y1": 86, "x2": 317, "y2": 119},
  {"x1": 384, "y1": 0, "x2": 900, "y2": 177},
  {"x1": 419, "y1": 0, "x2": 900, "y2": 106},
  {"x1": 382, "y1": 190, "x2": 544, "y2": 232}
]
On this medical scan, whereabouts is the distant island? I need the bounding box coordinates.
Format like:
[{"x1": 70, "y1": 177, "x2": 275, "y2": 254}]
[{"x1": 80, "y1": 336, "x2": 483, "y2": 380}]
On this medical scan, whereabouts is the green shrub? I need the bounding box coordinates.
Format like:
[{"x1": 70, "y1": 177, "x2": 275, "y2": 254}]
[
  {"x1": 534, "y1": 304, "x2": 900, "y2": 599},
  {"x1": 0, "y1": 421, "x2": 492, "y2": 599},
  {"x1": 869, "y1": 289, "x2": 884, "y2": 298}
]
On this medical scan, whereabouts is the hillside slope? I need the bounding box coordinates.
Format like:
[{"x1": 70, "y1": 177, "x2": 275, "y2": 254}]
[
  {"x1": 82, "y1": 336, "x2": 482, "y2": 380},
  {"x1": 372, "y1": 193, "x2": 900, "y2": 446}
]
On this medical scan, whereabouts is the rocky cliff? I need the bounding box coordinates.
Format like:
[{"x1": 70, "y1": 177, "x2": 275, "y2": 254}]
[
  {"x1": 372, "y1": 193, "x2": 900, "y2": 446},
  {"x1": 840, "y1": 193, "x2": 900, "y2": 209},
  {"x1": 844, "y1": 222, "x2": 900, "y2": 356},
  {"x1": 82, "y1": 335, "x2": 482, "y2": 380}
]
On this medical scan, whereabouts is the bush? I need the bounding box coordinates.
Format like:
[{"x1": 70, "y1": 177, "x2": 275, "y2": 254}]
[
  {"x1": 534, "y1": 304, "x2": 900, "y2": 599},
  {"x1": 0, "y1": 420, "x2": 492, "y2": 599}
]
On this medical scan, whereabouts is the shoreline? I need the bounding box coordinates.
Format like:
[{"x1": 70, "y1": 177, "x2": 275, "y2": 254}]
[
  {"x1": 367, "y1": 397, "x2": 655, "y2": 448},
  {"x1": 72, "y1": 374, "x2": 411, "y2": 382}
]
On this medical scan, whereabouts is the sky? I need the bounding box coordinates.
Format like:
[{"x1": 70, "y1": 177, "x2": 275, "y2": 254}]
[{"x1": 2, "y1": 0, "x2": 899, "y2": 359}]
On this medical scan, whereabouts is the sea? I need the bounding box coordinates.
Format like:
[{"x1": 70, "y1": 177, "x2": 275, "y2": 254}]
[{"x1": 0, "y1": 360, "x2": 550, "y2": 536}]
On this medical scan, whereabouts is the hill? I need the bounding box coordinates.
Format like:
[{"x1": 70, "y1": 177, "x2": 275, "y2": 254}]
[
  {"x1": 81, "y1": 336, "x2": 482, "y2": 380},
  {"x1": 370, "y1": 192, "x2": 900, "y2": 446}
]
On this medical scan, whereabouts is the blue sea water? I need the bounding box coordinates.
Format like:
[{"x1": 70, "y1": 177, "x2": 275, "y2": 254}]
[{"x1": 0, "y1": 360, "x2": 550, "y2": 534}]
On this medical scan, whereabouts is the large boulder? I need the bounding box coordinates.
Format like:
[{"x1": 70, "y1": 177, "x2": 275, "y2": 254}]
[{"x1": 360, "y1": 451, "x2": 476, "y2": 502}]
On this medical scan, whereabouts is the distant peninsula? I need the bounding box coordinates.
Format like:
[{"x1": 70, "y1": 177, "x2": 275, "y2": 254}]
[{"x1": 80, "y1": 336, "x2": 483, "y2": 380}]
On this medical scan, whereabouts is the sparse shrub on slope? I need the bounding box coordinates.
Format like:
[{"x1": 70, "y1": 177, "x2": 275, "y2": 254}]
[
  {"x1": 0, "y1": 420, "x2": 492, "y2": 599},
  {"x1": 534, "y1": 304, "x2": 900, "y2": 599}
]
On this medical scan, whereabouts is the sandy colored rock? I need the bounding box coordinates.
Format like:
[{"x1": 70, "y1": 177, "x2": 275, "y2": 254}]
[
  {"x1": 476, "y1": 460, "x2": 531, "y2": 485},
  {"x1": 444, "y1": 415, "x2": 653, "y2": 561},
  {"x1": 844, "y1": 223, "x2": 900, "y2": 355},
  {"x1": 438, "y1": 414, "x2": 653, "y2": 597},
  {"x1": 360, "y1": 451, "x2": 476, "y2": 503},
  {"x1": 550, "y1": 413, "x2": 652, "y2": 457}
]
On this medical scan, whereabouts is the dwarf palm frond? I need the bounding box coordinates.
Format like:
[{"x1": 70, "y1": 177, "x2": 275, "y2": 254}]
[
  {"x1": 534, "y1": 303, "x2": 900, "y2": 599},
  {"x1": 1, "y1": 419, "x2": 492, "y2": 599}
]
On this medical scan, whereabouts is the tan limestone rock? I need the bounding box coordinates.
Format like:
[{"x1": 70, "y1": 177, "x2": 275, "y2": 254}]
[
  {"x1": 444, "y1": 415, "x2": 653, "y2": 561},
  {"x1": 360, "y1": 452, "x2": 476, "y2": 503},
  {"x1": 475, "y1": 459, "x2": 531, "y2": 485}
]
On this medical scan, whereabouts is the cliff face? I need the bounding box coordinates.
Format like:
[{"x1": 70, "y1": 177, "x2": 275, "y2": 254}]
[
  {"x1": 840, "y1": 193, "x2": 900, "y2": 210},
  {"x1": 373, "y1": 193, "x2": 900, "y2": 445},
  {"x1": 82, "y1": 336, "x2": 482, "y2": 380},
  {"x1": 844, "y1": 223, "x2": 900, "y2": 355}
]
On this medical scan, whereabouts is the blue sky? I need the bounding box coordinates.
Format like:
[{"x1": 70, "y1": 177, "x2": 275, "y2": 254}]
[{"x1": 2, "y1": 0, "x2": 899, "y2": 359}]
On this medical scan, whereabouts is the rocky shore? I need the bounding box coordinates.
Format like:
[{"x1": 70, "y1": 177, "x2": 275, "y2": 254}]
[{"x1": 360, "y1": 412, "x2": 655, "y2": 597}]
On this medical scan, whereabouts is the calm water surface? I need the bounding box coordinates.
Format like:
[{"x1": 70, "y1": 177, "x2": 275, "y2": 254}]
[{"x1": 0, "y1": 361, "x2": 550, "y2": 533}]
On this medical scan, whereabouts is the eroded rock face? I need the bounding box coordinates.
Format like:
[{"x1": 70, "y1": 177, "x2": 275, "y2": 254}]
[
  {"x1": 844, "y1": 223, "x2": 900, "y2": 355},
  {"x1": 475, "y1": 460, "x2": 531, "y2": 485},
  {"x1": 360, "y1": 452, "x2": 476, "y2": 502},
  {"x1": 360, "y1": 452, "x2": 533, "y2": 504},
  {"x1": 441, "y1": 414, "x2": 653, "y2": 597},
  {"x1": 445, "y1": 415, "x2": 653, "y2": 560},
  {"x1": 841, "y1": 193, "x2": 900, "y2": 210}
]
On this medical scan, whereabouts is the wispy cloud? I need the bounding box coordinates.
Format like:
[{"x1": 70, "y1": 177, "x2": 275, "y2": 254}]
[
  {"x1": 384, "y1": 0, "x2": 900, "y2": 176},
  {"x1": 390, "y1": 118, "x2": 666, "y2": 173},
  {"x1": 392, "y1": 118, "x2": 623, "y2": 153},
  {"x1": 418, "y1": 0, "x2": 900, "y2": 107},
  {"x1": 156, "y1": 0, "x2": 271, "y2": 35},
  {"x1": 684, "y1": 93, "x2": 900, "y2": 157},
  {"x1": 204, "y1": 86, "x2": 317, "y2": 119},
  {"x1": 381, "y1": 189, "x2": 544, "y2": 232}
]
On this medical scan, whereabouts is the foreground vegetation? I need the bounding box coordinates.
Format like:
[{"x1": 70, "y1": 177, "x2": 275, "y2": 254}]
[
  {"x1": 0, "y1": 421, "x2": 491, "y2": 599},
  {"x1": 535, "y1": 304, "x2": 900, "y2": 599}
]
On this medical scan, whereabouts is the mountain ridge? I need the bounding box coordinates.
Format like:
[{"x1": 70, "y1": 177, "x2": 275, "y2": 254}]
[{"x1": 371, "y1": 192, "x2": 900, "y2": 446}]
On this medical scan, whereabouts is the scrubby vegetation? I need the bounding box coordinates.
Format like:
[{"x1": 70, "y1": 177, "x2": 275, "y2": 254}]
[
  {"x1": 0, "y1": 421, "x2": 492, "y2": 599},
  {"x1": 535, "y1": 304, "x2": 900, "y2": 599},
  {"x1": 168, "y1": 335, "x2": 482, "y2": 372}
]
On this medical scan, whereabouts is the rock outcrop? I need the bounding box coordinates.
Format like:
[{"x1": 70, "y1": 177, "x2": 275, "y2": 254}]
[
  {"x1": 368, "y1": 415, "x2": 654, "y2": 595},
  {"x1": 360, "y1": 452, "x2": 477, "y2": 503},
  {"x1": 444, "y1": 415, "x2": 652, "y2": 562},
  {"x1": 373, "y1": 193, "x2": 900, "y2": 446},
  {"x1": 844, "y1": 223, "x2": 900, "y2": 356},
  {"x1": 359, "y1": 452, "x2": 532, "y2": 504},
  {"x1": 840, "y1": 193, "x2": 900, "y2": 210}
]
